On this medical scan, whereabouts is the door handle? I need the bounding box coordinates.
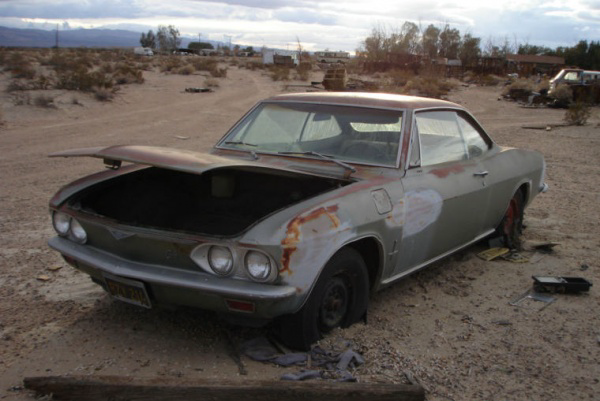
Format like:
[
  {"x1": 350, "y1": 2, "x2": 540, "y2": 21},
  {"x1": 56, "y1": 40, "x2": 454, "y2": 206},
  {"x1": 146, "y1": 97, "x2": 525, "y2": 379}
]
[{"x1": 473, "y1": 171, "x2": 489, "y2": 177}]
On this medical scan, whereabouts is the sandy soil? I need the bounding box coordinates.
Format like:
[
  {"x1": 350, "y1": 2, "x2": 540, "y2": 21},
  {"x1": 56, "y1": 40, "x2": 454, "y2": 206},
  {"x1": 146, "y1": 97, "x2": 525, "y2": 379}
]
[{"x1": 0, "y1": 64, "x2": 599, "y2": 401}]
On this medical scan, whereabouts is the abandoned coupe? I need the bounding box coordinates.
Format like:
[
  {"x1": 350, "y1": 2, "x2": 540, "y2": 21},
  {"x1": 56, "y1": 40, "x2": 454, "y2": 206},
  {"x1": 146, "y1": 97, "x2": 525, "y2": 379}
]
[{"x1": 48, "y1": 92, "x2": 547, "y2": 349}]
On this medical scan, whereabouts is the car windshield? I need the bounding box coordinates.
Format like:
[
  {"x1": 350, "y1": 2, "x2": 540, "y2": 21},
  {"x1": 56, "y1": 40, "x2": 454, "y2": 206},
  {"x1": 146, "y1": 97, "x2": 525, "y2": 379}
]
[{"x1": 219, "y1": 102, "x2": 403, "y2": 167}]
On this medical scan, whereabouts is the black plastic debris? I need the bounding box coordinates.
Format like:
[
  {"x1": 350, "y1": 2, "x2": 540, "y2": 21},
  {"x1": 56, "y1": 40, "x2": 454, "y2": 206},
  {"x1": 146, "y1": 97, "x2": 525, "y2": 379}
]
[{"x1": 533, "y1": 276, "x2": 592, "y2": 294}]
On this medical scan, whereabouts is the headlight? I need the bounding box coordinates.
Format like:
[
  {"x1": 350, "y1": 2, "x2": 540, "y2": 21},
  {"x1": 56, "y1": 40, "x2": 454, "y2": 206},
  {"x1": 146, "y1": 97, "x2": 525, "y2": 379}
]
[
  {"x1": 208, "y1": 246, "x2": 234, "y2": 276},
  {"x1": 69, "y1": 218, "x2": 87, "y2": 244},
  {"x1": 52, "y1": 212, "x2": 71, "y2": 236},
  {"x1": 245, "y1": 251, "x2": 272, "y2": 282}
]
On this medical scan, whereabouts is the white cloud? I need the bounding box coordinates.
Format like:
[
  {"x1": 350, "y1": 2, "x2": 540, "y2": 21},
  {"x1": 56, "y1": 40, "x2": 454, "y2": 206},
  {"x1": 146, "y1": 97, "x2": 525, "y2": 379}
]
[{"x1": 0, "y1": 0, "x2": 598, "y2": 50}]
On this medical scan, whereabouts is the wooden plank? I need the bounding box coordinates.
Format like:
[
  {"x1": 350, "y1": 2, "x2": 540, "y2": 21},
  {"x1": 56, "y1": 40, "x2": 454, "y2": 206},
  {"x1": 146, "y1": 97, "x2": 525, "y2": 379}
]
[{"x1": 24, "y1": 375, "x2": 425, "y2": 401}]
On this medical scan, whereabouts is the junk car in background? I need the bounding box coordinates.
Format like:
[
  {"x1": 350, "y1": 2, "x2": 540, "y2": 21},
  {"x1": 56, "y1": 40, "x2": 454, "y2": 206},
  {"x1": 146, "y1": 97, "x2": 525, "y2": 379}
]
[{"x1": 48, "y1": 92, "x2": 547, "y2": 349}]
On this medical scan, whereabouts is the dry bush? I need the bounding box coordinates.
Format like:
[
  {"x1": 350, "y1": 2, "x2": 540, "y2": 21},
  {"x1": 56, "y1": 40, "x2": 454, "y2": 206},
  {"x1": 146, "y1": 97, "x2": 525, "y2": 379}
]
[
  {"x1": 479, "y1": 74, "x2": 503, "y2": 86},
  {"x1": 6, "y1": 80, "x2": 29, "y2": 92},
  {"x1": 177, "y1": 64, "x2": 195, "y2": 75},
  {"x1": 502, "y1": 78, "x2": 534, "y2": 95},
  {"x1": 204, "y1": 78, "x2": 219, "y2": 88},
  {"x1": 550, "y1": 84, "x2": 573, "y2": 106},
  {"x1": 159, "y1": 56, "x2": 184, "y2": 73},
  {"x1": 56, "y1": 68, "x2": 112, "y2": 91},
  {"x1": 4, "y1": 52, "x2": 36, "y2": 79},
  {"x1": 210, "y1": 67, "x2": 228, "y2": 78},
  {"x1": 12, "y1": 92, "x2": 31, "y2": 105},
  {"x1": 296, "y1": 62, "x2": 311, "y2": 81},
  {"x1": 269, "y1": 66, "x2": 290, "y2": 81},
  {"x1": 382, "y1": 72, "x2": 456, "y2": 99},
  {"x1": 387, "y1": 69, "x2": 413, "y2": 86},
  {"x1": 94, "y1": 87, "x2": 115, "y2": 102},
  {"x1": 564, "y1": 102, "x2": 591, "y2": 126},
  {"x1": 33, "y1": 94, "x2": 55, "y2": 108},
  {"x1": 113, "y1": 63, "x2": 145, "y2": 84}
]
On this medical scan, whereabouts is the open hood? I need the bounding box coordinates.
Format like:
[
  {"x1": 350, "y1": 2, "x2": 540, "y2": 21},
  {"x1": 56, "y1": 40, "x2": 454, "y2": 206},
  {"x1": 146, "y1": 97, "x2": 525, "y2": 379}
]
[{"x1": 50, "y1": 145, "x2": 348, "y2": 180}]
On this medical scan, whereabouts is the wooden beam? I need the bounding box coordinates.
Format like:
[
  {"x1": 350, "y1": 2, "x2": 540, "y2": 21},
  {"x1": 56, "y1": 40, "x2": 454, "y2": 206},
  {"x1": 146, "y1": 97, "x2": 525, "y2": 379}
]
[{"x1": 24, "y1": 375, "x2": 425, "y2": 401}]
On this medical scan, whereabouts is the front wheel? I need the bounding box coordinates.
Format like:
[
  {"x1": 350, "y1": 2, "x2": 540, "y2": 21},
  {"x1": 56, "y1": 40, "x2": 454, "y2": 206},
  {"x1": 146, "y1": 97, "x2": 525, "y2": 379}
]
[{"x1": 276, "y1": 248, "x2": 369, "y2": 350}]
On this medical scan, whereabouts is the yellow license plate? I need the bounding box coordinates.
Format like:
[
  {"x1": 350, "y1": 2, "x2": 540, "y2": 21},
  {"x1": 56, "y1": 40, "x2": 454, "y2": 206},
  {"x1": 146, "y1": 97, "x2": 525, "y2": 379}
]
[{"x1": 104, "y1": 274, "x2": 151, "y2": 308}]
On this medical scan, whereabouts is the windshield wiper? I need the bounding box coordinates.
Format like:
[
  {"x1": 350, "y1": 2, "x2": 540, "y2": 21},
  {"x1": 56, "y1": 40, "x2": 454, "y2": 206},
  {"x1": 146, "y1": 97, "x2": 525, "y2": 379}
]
[
  {"x1": 278, "y1": 150, "x2": 356, "y2": 175},
  {"x1": 224, "y1": 141, "x2": 258, "y2": 147}
]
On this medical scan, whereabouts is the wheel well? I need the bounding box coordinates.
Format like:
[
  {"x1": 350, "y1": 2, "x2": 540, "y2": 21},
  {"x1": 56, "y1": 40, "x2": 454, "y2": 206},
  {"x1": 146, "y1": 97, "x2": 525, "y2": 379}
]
[
  {"x1": 346, "y1": 237, "x2": 382, "y2": 292},
  {"x1": 518, "y1": 183, "x2": 530, "y2": 205}
]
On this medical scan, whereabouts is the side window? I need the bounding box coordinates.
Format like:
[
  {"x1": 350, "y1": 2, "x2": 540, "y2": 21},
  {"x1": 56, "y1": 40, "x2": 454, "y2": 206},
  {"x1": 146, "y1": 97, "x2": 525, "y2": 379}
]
[
  {"x1": 457, "y1": 114, "x2": 490, "y2": 158},
  {"x1": 416, "y1": 111, "x2": 467, "y2": 166}
]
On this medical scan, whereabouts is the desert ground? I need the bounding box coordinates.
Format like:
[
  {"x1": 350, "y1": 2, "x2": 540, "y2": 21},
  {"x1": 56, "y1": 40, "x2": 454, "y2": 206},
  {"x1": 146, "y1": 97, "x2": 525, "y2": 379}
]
[{"x1": 0, "y1": 61, "x2": 599, "y2": 401}]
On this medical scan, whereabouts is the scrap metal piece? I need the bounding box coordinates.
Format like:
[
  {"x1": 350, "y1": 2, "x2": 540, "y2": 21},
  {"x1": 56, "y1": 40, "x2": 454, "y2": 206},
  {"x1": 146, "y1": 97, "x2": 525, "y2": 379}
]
[
  {"x1": 477, "y1": 247, "x2": 510, "y2": 261},
  {"x1": 510, "y1": 289, "x2": 556, "y2": 310}
]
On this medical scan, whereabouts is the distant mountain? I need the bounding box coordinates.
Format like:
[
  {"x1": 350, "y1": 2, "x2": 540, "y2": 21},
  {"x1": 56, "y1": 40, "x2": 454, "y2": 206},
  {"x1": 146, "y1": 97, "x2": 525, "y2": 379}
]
[{"x1": 0, "y1": 26, "x2": 148, "y2": 48}]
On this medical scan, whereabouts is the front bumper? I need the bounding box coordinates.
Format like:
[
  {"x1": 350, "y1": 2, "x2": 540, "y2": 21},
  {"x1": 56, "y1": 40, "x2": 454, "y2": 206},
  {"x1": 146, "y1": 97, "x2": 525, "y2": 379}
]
[{"x1": 48, "y1": 236, "x2": 298, "y2": 319}]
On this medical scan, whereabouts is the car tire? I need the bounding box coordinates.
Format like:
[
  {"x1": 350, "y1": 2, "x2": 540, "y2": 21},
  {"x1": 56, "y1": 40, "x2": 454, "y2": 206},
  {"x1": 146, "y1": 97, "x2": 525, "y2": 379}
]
[
  {"x1": 497, "y1": 191, "x2": 524, "y2": 249},
  {"x1": 276, "y1": 247, "x2": 369, "y2": 351}
]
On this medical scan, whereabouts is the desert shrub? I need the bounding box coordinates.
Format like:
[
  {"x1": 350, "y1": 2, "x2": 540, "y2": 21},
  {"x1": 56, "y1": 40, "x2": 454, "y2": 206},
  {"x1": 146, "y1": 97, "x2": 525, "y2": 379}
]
[
  {"x1": 296, "y1": 62, "x2": 311, "y2": 81},
  {"x1": 56, "y1": 68, "x2": 112, "y2": 91},
  {"x1": 204, "y1": 78, "x2": 219, "y2": 88},
  {"x1": 33, "y1": 74, "x2": 52, "y2": 90},
  {"x1": 383, "y1": 74, "x2": 456, "y2": 99},
  {"x1": 550, "y1": 83, "x2": 573, "y2": 105},
  {"x1": 210, "y1": 67, "x2": 228, "y2": 78},
  {"x1": 113, "y1": 63, "x2": 144, "y2": 84},
  {"x1": 4, "y1": 52, "x2": 36, "y2": 79},
  {"x1": 33, "y1": 94, "x2": 55, "y2": 108},
  {"x1": 479, "y1": 74, "x2": 503, "y2": 86},
  {"x1": 94, "y1": 87, "x2": 115, "y2": 102},
  {"x1": 177, "y1": 64, "x2": 195, "y2": 75},
  {"x1": 564, "y1": 102, "x2": 591, "y2": 126},
  {"x1": 12, "y1": 92, "x2": 31, "y2": 105},
  {"x1": 159, "y1": 56, "x2": 185, "y2": 73},
  {"x1": 270, "y1": 66, "x2": 290, "y2": 81},
  {"x1": 6, "y1": 80, "x2": 29, "y2": 92},
  {"x1": 244, "y1": 60, "x2": 264, "y2": 70},
  {"x1": 387, "y1": 69, "x2": 414, "y2": 86}
]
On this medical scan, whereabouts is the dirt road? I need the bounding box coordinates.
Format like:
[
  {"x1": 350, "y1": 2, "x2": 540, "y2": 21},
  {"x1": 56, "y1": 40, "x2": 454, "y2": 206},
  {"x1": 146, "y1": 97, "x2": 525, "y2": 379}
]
[{"x1": 1, "y1": 66, "x2": 598, "y2": 401}]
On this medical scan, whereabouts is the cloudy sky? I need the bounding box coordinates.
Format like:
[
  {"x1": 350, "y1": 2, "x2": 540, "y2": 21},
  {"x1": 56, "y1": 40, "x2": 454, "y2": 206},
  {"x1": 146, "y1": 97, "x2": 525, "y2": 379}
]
[{"x1": 0, "y1": 0, "x2": 598, "y2": 52}]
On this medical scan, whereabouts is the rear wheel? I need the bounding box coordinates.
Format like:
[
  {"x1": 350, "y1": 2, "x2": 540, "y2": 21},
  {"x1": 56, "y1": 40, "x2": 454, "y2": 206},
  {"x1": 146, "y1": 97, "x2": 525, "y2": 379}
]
[
  {"x1": 497, "y1": 191, "x2": 524, "y2": 249},
  {"x1": 277, "y1": 248, "x2": 369, "y2": 350}
]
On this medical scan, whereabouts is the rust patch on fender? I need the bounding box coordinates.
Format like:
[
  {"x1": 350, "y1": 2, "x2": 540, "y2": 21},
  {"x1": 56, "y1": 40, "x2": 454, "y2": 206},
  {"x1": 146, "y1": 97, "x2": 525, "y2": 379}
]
[{"x1": 280, "y1": 205, "x2": 340, "y2": 275}]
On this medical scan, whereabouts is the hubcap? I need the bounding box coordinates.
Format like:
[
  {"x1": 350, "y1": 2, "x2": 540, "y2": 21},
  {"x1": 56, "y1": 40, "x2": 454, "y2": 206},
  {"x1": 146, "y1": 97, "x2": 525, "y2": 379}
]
[{"x1": 319, "y1": 277, "x2": 349, "y2": 330}]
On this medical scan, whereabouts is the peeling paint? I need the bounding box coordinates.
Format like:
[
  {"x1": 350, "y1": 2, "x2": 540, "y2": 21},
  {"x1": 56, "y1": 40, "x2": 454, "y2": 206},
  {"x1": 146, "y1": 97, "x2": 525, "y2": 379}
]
[
  {"x1": 280, "y1": 205, "x2": 340, "y2": 275},
  {"x1": 430, "y1": 164, "x2": 467, "y2": 178},
  {"x1": 402, "y1": 189, "x2": 443, "y2": 238}
]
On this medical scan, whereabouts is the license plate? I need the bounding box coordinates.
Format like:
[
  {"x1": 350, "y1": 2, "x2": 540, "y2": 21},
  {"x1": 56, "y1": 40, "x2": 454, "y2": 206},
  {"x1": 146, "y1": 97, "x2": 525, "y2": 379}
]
[{"x1": 104, "y1": 274, "x2": 151, "y2": 309}]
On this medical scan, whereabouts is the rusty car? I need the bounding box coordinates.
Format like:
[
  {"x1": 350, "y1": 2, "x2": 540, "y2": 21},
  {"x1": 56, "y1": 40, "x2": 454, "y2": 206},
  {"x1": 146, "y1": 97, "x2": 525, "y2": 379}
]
[{"x1": 48, "y1": 92, "x2": 547, "y2": 349}]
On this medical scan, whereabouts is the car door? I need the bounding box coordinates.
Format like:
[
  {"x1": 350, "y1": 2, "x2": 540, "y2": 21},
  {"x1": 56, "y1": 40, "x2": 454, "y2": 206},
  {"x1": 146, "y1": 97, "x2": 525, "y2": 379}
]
[{"x1": 390, "y1": 110, "x2": 492, "y2": 276}]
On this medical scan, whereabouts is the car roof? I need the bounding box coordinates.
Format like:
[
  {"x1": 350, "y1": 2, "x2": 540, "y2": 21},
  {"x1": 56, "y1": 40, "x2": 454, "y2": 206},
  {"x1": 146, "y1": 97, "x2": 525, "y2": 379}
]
[{"x1": 264, "y1": 92, "x2": 462, "y2": 110}]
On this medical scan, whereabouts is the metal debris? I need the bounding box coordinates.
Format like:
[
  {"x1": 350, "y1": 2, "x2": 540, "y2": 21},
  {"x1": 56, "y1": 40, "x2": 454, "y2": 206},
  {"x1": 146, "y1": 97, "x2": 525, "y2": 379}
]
[{"x1": 477, "y1": 247, "x2": 510, "y2": 261}]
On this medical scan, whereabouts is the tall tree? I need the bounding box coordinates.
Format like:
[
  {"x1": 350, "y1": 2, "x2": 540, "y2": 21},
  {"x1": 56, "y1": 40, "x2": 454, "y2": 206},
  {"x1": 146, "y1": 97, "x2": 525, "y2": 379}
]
[
  {"x1": 156, "y1": 25, "x2": 181, "y2": 53},
  {"x1": 460, "y1": 33, "x2": 481, "y2": 66},
  {"x1": 140, "y1": 29, "x2": 155, "y2": 48},
  {"x1": 422, "y1": 24, "x2": 441, "y2": 59},
  {"x1": 439, "y1": 25, "x2": 461, "y2": 59}
]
